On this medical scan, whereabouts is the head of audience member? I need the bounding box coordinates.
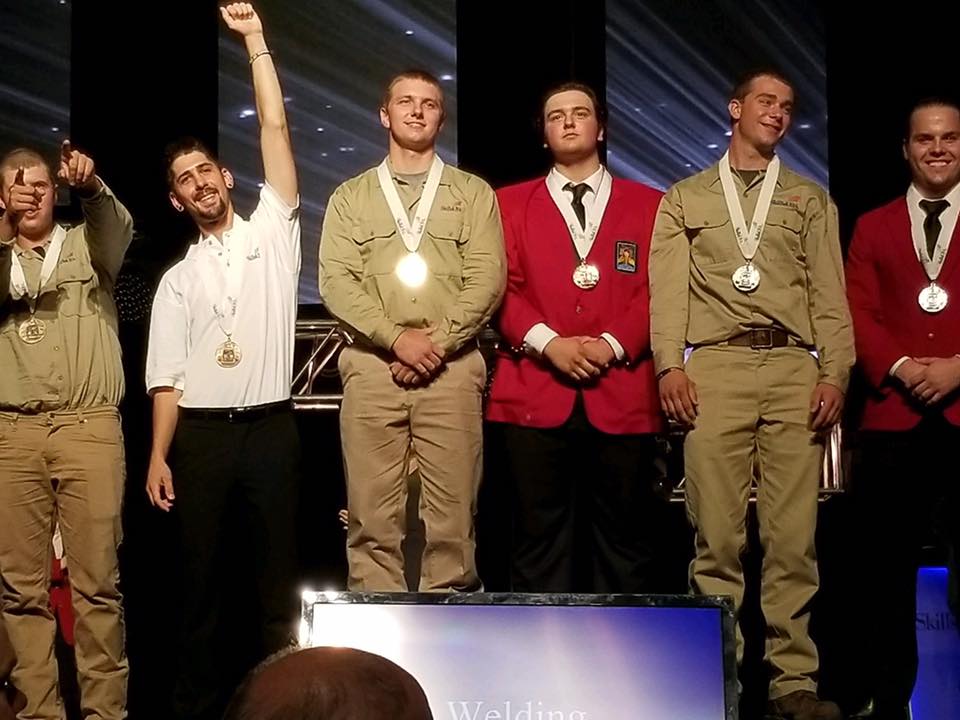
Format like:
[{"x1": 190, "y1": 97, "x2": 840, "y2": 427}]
[{"x1": 222, "y1": 646, "x2": 434, "y2": 720}]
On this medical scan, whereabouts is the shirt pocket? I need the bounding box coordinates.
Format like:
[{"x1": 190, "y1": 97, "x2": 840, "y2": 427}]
[
  {"x1": 424, "y1": 219, "x2": 468, "y2": 278},
  {"x1": 683, "y1": 214, "x2": 734, "y2": 267},
  {"x1": 353, "y1": 218, "x2": 399, "y2": 277},
  {"x1": 763, "y1": 209, "x2": 805, "y2": 262},
  {"x1": 55, "y1": 260, "x2": 98, "y2": 317}
]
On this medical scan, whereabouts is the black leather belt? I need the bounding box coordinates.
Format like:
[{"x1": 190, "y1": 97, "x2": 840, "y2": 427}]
[
  {"x1": 179, "y1": 399, "x2": 291, "y2": 423},
  {"x1": 725, "y1": 328, "x2": 796, "y2": 349}
]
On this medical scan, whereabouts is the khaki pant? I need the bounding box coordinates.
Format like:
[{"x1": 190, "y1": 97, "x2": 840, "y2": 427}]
[
  {"x1": 684, "y1": 346, "x2": 823, "y2": 698},
  {"x1": 0, "y1": 407, "x2": 127, "y2": 720},
  {"x1": 339, "y1": 346, "x2": 485, "y2": 592}
]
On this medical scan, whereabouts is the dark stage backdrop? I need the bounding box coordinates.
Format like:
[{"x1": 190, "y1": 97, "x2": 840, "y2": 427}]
[
  {"x1": 0, "y1": 0, "x2": 71, "y2": 205},
  {"x1": 606, "y1": 0, "x2": 827, "y2": 190}
]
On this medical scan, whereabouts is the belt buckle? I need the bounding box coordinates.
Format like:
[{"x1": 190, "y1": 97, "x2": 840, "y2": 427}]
[{"x1": 751, "y1": 328, "x2": 774, "y2": 348}]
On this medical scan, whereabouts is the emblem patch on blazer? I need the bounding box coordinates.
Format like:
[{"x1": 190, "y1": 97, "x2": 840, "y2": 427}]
[{"x1": 615, "y1": 241, "x2": 637, "y2": 273}]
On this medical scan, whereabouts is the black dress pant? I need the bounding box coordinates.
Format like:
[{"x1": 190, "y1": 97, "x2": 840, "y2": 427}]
[
  {"x1": 170, "y1": 404, "x2": 300, "y2": 720},
  {"x1": 848, "y1": 414, "x2": 960, "y2": 715},
  {"x1": 501, "y1": 397, "x2": 662, "y2": 593}
]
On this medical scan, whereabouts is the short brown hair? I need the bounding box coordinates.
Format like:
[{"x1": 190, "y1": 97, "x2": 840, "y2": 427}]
[
  {"x1": 381, "y1": 69, "x2": 446, "y2": 122},
  {"x1": 223, "y1": 647, "x2": 433, "y2": 720},
  {"x1": 0, "y1": 148, "x2": 55, "y2": 189},
  {"x1": 164, "y1": 136, "x2": 219, "y2": 187},
  {"x1": 539, "y1": 81, "x2": 608, "y2": 136},
  {"x1": 729, "y1": 67, "x2": 795, "y2": 103}
]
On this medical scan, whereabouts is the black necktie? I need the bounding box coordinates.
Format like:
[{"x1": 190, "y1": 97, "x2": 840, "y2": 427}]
[
  {"x1": 564, "y1": 182, "x2": 590, "y2": 230},
  {"x1": 919, "y1": 199, "x2": 949, "y2": 258}
]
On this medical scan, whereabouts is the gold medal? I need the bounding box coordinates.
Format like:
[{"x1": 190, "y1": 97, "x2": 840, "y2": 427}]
[
  {"x1": 18, "y1": 316, "x2": 46, "y2": 344},
  {"x1": 572, "y1": 261, "x2": 600, "y2": 289},
  {"x1": 216, "y1": 338, "x2": 242, "y2": 368}
]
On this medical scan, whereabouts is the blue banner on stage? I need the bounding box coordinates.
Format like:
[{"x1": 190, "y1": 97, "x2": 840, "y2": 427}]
[
  {"x1": 912, "y1": 567, "x2": 960, "y2": 719},
  {"x1": 301, "y1": 592, "x2": 736, "y2": 720}
]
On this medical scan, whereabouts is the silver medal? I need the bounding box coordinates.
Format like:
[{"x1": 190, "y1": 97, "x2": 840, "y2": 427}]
[
  {"x1": 732, "y1": 263, "x2": 760, "y2": 293},
  {"x1": 918, "y1": 282, "x2": 948, "y2": 313}
]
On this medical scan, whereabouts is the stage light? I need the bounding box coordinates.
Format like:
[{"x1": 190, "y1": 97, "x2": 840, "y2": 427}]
[{"x1": 300, "y1": 589, "x2": 407, "y2": 659}]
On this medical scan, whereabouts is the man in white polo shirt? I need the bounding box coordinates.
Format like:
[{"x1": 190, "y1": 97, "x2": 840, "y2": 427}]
[{"x1": 144, "y1": 5, "x2": 300, "y2": 720}]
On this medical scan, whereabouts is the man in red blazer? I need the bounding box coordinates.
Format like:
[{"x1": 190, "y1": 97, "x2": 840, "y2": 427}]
[
  {"x1": 845, "y1": 96, "x2": 960, "y2": 720},
  {"x1": 486, "y1": 82, "x2": 665, "y2": 592}
]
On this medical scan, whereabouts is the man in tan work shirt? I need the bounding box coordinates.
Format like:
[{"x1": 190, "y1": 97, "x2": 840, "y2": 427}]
[
  {"x1": 0, "y1": 142, "x2": 132, "y2": 719},
  {"x1": 320, "y1": 69, "x2": 506, "y2": 592},
  {"x1": 649, "y1": 69, "x2": 853, "y2": 720}
]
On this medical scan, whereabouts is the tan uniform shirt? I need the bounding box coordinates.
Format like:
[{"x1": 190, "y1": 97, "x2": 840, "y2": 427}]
[
  {"x1": 0, "y1": 184, "x2": 133, "y2": 411},
  {"x1": 649, "y1": 161, "x2": 854, "y2": 390},
  {"x1": 319, "y1": 161, "x2": 506, "y2": 353}
]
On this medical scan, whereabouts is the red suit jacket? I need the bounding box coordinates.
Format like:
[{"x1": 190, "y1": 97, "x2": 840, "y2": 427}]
[
  {"x1": 846, "y1": 195, "x2": 960, "y2": 430},
  {"x1": 486, "y1": 175, "x2": 664, "y2": 434}
]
